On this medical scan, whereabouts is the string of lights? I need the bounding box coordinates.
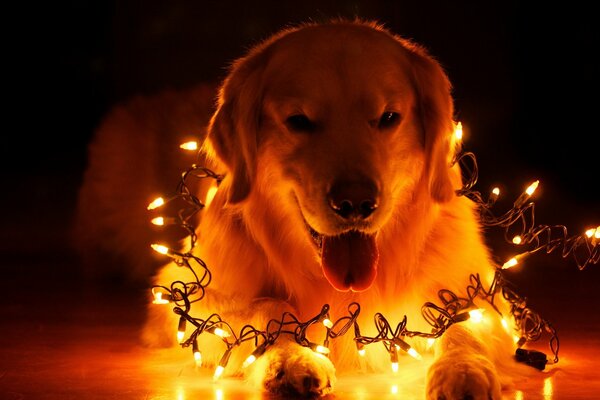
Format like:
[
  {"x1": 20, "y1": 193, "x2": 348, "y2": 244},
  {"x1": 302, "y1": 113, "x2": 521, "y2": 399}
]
[{"x1": 148, "y1": 124, "x2": 598, "y2": 378}]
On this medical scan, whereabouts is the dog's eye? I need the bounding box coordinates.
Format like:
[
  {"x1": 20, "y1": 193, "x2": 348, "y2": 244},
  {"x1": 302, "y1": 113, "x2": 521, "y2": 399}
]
[
  {"x1": 286, "y1": 114, "x2": 315, "y2": 133},
  {"x1": 378, "y1": 112, "x2": 401, "y2": 129}
]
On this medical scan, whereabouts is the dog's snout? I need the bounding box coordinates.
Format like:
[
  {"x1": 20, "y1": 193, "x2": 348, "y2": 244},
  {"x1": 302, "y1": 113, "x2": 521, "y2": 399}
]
[{"x1": 328, "y1": 178, "x2": 379, "y2": 219}]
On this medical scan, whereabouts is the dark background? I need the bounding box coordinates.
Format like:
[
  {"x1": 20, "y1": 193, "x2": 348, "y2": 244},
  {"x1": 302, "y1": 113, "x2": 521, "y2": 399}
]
[{"x1": 2, "y1": 1, "x2": 598, "y2": 315}]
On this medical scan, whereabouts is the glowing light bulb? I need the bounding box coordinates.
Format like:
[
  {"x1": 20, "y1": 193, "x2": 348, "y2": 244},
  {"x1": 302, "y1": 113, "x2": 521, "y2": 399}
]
[
  {"x1": 585, "y1": 228, "x2": 594, "y2": 237},
  {"x1": 213, "y1": 327, "x2": 229, "y2": 338},
  {"x1": 314, "y1": 345, "x2": 330, "y2": 355},
  {"x1": 180, "y1": 141, "x2": 198, "y2": 151},
  {"x1": 513, "y1": 335, "x2": 521, "y2": 344},
  {"x1": 468, "y1": 309, "x2": 484, "y2": 323},
  {"x1": 525, "y1": 180, "x2": 539, "y2": 196},
  {"x1": 390, "y1": 345, "x2": 399, "y2": 373},
  {"x1": 454, "y1": 121, "x2": 463, "y2": 141},
  {"x1": 242, "y1": 343, "x2": 267, "y2": 368},
  {"x1": 514, "y1": 336, "x2": 526, "y2": 347},
  {"x1": 208, "y1": 327, "x2": 231, "y2": 338},
  {"x1": 193, "y1": 340, "x2": 202, "y2": 367},
  {"x1": 205, "y1": 186, "x2": 218, "y2": 207},
  {"x1": 502, "y1": 257, "x2": 519, "y2": 270},
  {"x1": 213, "y1": 365, "x2": 225, "y2": 380},
  {"x1": 322, "y1": 318, "x2": 333, "y2": 329},
  {"x1": 501, "y1": 318, "x2": 509, "y2": 331},
  {"x1": 356, "y1": 342, "x2": 366, "y2": 356},
  {"x1": 242, "y1": 354, "x2": 257, "y2": 368},
  {"x1": 151, "y1": 243, "x2": 169, "y2": 255},
  {"x1": 394, "y1": 338, "x2": 422, "y2": 360},
  {"x1": 512, "y1": 235, "x2": 522, "y2": 245},
  {"x1": 177, "y1": 317, "x2": 186, "y2": 343},
  {"x1": 151, "y1": 217, "x2": 165, "y2": 226},
  {"x1": 514, "y1": 180, "x2": 540, "y2": 208},
  {"x1": 213, "y1": 350, "x2": 232, "y2": 381},
  {"x1": 426, "y1": 338, "x2": 436, "y2": 349},
  {"x1": 587, "y1": 226, "x2": 600, "y2": 240},
  {"x1": 489, "y1": 187, "x2": 501, "y2": 203},
  {"x1": 407, "y1": 347, "x2": 422, "y2": 360},
  {"x1": 391, "y1": 384, "x2": 398, "y2": 395},
  {"x1": 147, "y1": 197, "x2": 165, "y2": 210},
  {"x1": 152, "y1": 291, "x2": 170, "y2": 305}
]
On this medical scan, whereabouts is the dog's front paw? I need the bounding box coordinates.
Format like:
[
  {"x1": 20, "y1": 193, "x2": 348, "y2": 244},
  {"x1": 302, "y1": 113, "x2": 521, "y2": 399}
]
[
  {"x1": 249, "y1": 341, "x2": 336, "y2": 397},
  {"x1": 426, "y1": 351, "x2": 501, "y2": 400}
]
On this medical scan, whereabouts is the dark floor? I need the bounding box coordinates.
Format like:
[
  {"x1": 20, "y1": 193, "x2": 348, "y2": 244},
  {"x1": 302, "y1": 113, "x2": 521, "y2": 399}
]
[{"x1": 1, "y1": 248, "x2": 599, "y2": 399}]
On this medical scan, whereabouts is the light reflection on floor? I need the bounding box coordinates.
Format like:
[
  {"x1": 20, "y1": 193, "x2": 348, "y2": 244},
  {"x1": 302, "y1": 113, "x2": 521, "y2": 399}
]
[
  {"x1": 156, "y1": 368, "x2": 564, "y2": 400},
  {"x1": 543, "y1": 377, "x2": 553, "y2": 399}
]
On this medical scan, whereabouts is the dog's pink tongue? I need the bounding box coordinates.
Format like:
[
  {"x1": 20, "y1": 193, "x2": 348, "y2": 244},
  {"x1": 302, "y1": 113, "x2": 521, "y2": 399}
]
[{"x1": 321, "y1": 231, "x2": 379, "y2": 292}]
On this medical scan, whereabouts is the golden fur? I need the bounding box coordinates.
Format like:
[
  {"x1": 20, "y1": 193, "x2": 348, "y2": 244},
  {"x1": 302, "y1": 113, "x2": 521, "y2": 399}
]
[{"x1": 77, "y1": 20, "x2": 528, "y2": 399}]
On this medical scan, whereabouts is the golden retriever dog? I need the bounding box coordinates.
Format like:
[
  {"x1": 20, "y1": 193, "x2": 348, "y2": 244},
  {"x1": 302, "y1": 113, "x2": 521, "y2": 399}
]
[
  {"x1": 142, "y1": 20, "x2": 525, "y2": 398},
  {"x1": 77, "y1": 19, "x2": 526, "y2": 399}
]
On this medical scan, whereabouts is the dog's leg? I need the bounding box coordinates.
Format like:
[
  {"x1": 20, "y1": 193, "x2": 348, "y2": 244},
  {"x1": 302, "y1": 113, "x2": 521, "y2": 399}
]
[
  {"x1": 425, "y1": 323, "x2": 503, "y2": 400},
  {"x1": 246, "y1": 336, "x2": 336, "y2": 397},
  {"x1": 232, "y1": 298, "x2": 335, "y2": 397}
]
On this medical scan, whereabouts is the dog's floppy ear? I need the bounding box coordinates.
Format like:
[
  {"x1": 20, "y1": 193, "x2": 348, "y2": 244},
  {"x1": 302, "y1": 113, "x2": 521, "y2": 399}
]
[
  {"x1": 406, "y1": 46, "x2": 456, "y2": 203},
  {"x1": 207, "y1": 50, "x2": 267, "y2": 204}
]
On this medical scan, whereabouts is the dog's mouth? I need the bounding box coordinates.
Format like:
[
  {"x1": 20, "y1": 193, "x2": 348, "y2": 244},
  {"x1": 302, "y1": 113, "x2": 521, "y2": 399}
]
[{"x1": 306, "y1": 222, "x2": 379, "y2": 293}]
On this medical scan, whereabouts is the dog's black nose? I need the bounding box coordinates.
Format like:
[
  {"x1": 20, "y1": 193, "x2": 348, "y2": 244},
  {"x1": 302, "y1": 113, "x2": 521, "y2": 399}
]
[{"x1": 328, "y1": 177, "x2": 379, "y2": 219}]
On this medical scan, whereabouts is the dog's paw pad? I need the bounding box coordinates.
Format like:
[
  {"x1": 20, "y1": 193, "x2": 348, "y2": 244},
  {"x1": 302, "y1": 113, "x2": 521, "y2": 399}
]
[
  {"x1": 260, "y1": 345, "x2": 335, "y2": 397},
  {"x1": 426, "y1": 352, "x2": 501, "y2": 400}
]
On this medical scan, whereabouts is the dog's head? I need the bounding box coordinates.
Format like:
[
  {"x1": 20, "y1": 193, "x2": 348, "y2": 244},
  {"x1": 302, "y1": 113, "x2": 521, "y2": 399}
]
[{"x1": 206, "y1": 21, "x2": 456, "y2": 292}]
